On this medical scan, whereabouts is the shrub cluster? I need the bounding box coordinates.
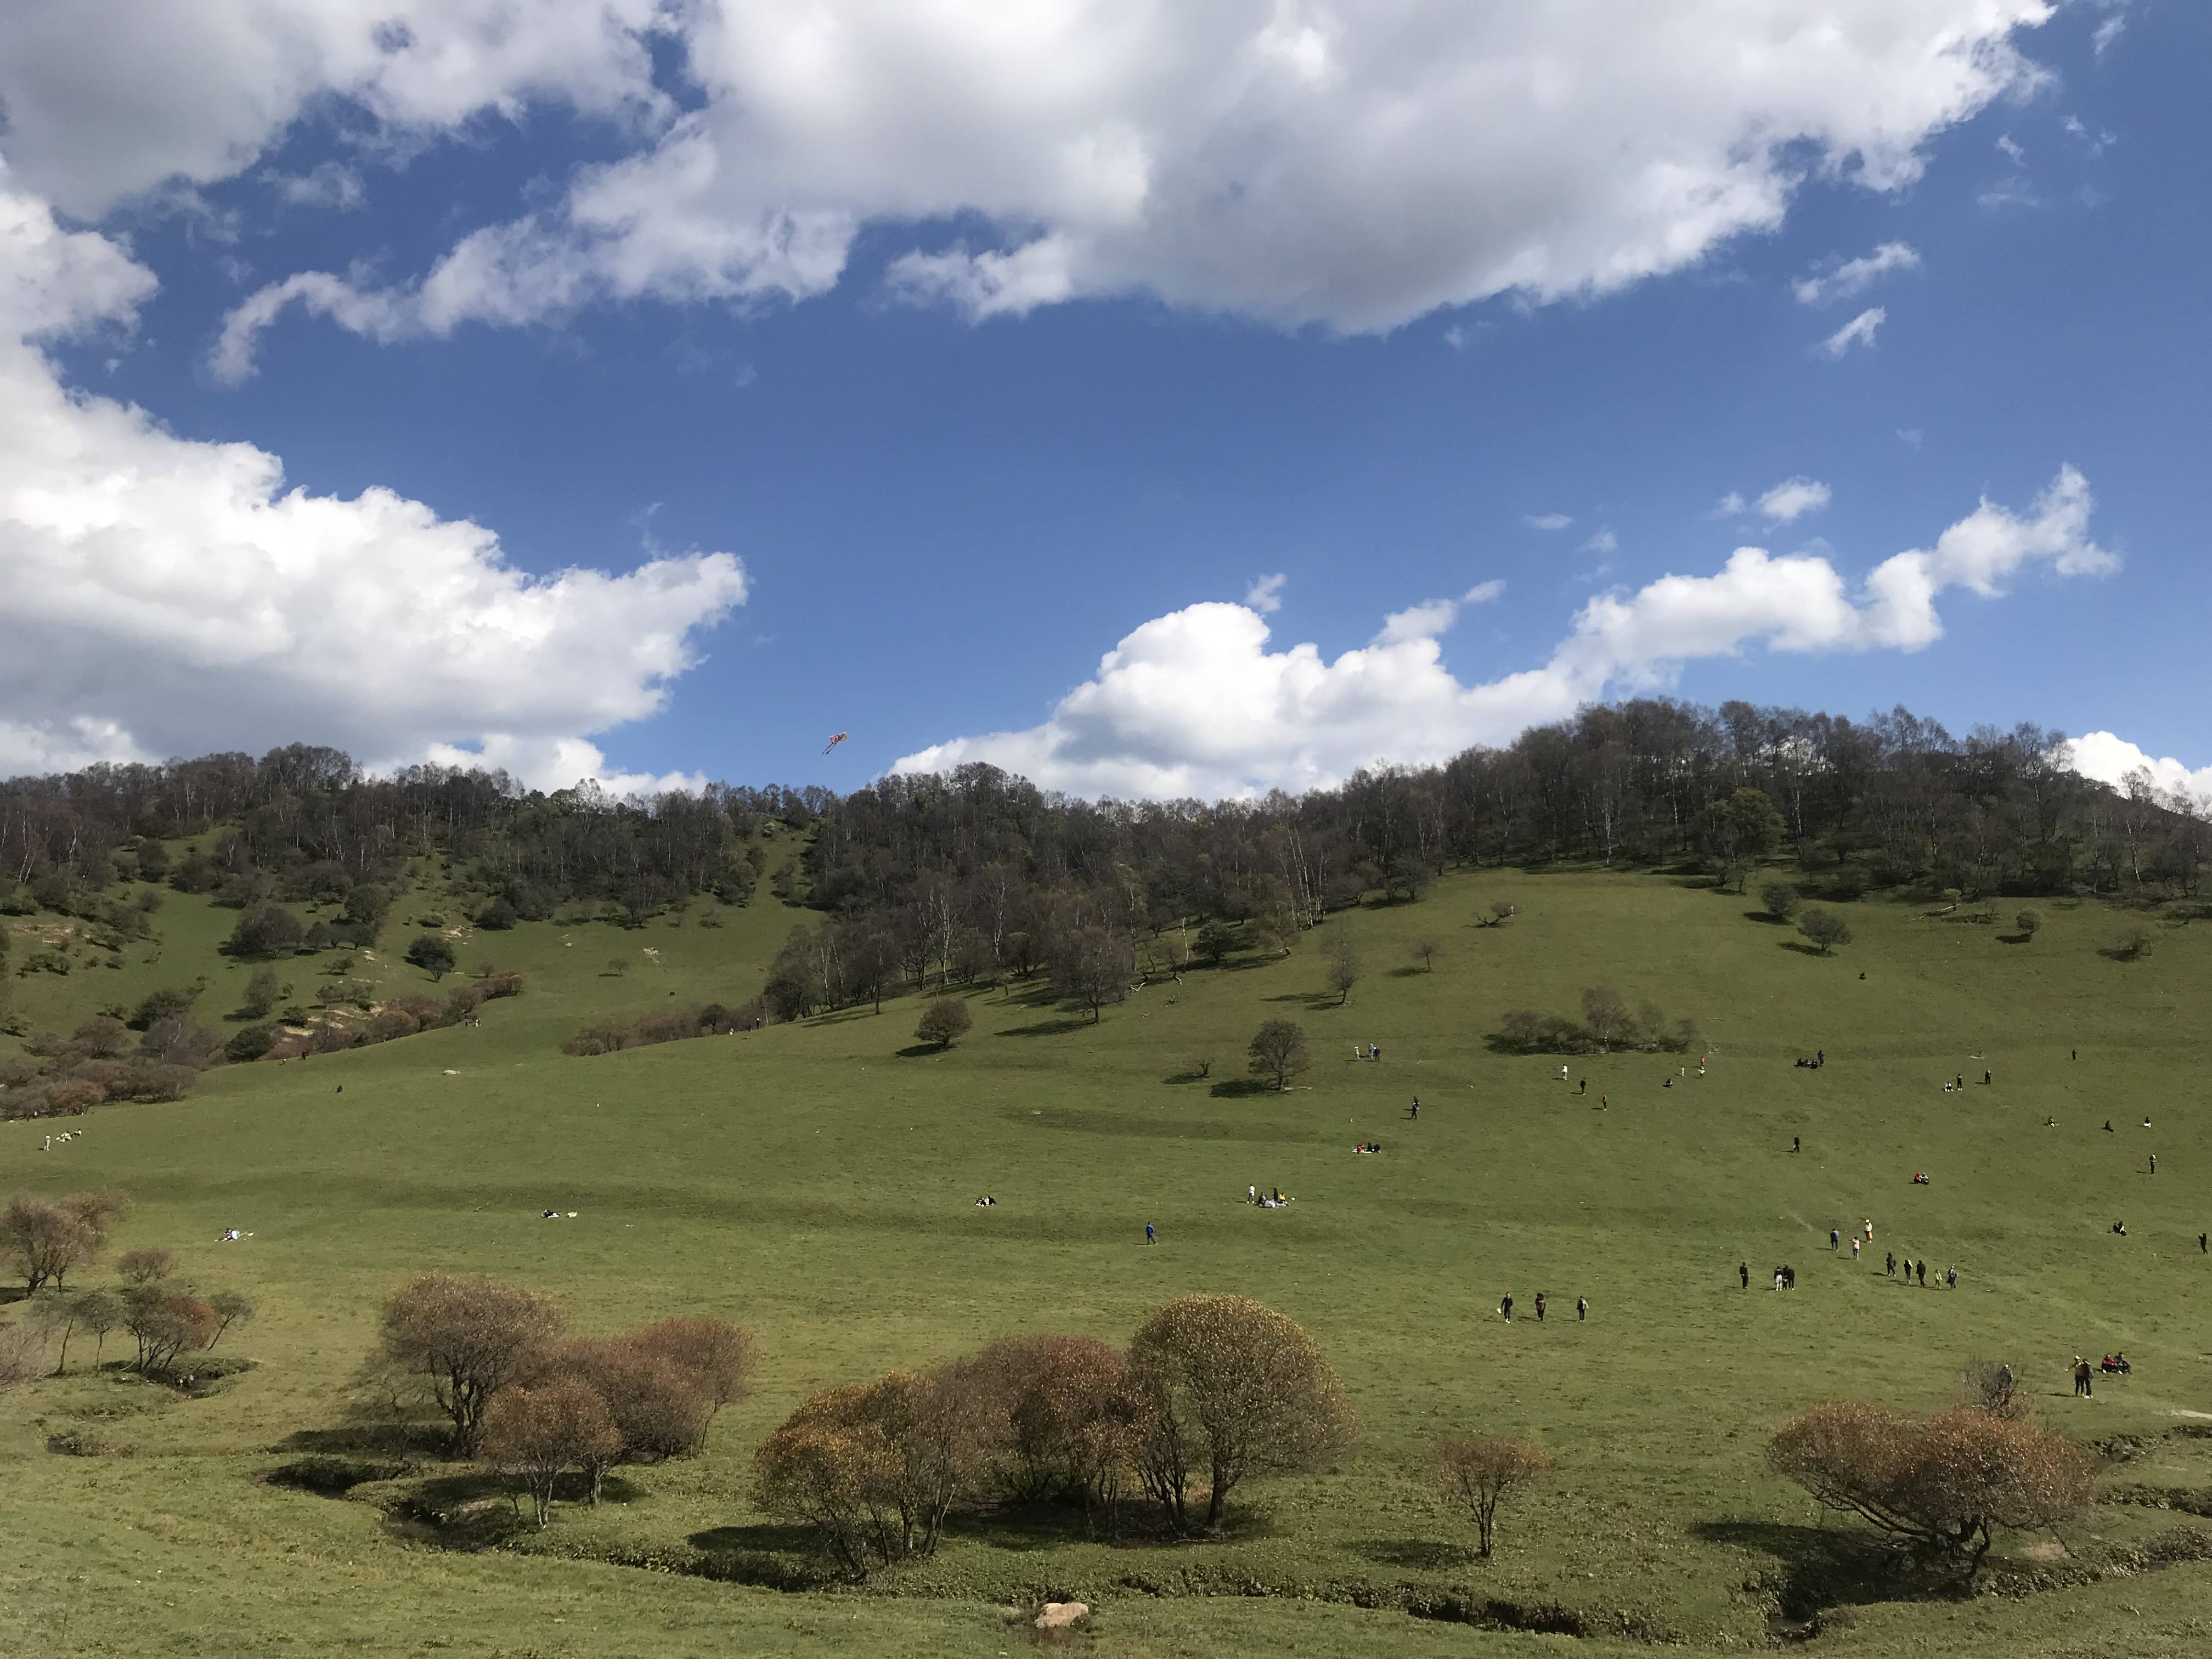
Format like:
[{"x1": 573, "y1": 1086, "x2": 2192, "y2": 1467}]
[
  {"x1": 374, "y1": 1274, "x2": 756, "y2": 1527},
  {"x1": 562, "y1": 1000, "x2": 760, "y2": 1057},
  {"x1": 754, "y1": 1294, "x2": 1356, "y2": 1576},
  {"x1": 2, "y1": 1014, "x2": 215, "y2": 1119},
  {"x1": 1493, "y1": 987, "x2": 1699, "y2": 1056},
  {"x1": 236, "y1": 972, "x2": 524, "y2": 1063}
]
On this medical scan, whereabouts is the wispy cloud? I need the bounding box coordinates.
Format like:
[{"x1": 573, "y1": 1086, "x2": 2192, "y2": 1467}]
[
  {"x1": 1816, "y1": 308, "x2": 1886, "y2": 358},
  {"x1": 1523, "y1": 512, "x2": 1573, "y2": 532},
  {"x1": 1462, "y1": 580, "x2": 1505, "y2": 605},
  {"x1": 1244, "y1": 573, "x2": 1288, "y2": 613},
  {"x1": 1580, "y1": 529, "x2": 1618, "y2": 555},
  {"x1": 1792, "y1": 241, "x2": 1920, "y2": 306},
  {"x1": 1996, "y1": 134, "x2": 2027, "y2": 165},
  {"x1": 1755, "y1": 478, "x2": 1832, "y2": 524},
  {"x1": 2092, "y1": 14, "x2": 2127, "y2": 56}
]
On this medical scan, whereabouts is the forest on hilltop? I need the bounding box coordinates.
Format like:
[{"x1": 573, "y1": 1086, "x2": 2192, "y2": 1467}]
[{"x1": 4, "y1": 699, "x2": 2203, "y2": 1032}]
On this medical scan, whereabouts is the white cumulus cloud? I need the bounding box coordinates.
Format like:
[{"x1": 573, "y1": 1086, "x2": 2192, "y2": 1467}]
[
  {"x1": 2064, "y1": 733, "x2": 2212, "y2": 803},
  {"x1": 1792, "y1": 241, "x2": 1921, "y2": 305},
  {"x1": 183, "y1": 0, "x2": 2056, "y2": 369},
  {"x1": 893, "y1": 469, "x2": 2112, "y2": 798},
  {"x1": 1817, "y1": 307, "x2": 1887, "y2": 358},
  {"x1": 0, "y1": 162, "x2": 746, "y2": 793}
]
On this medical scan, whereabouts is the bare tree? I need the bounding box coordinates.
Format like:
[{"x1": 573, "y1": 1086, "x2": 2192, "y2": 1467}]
[
  {"x1": 377, "y1": 1274, "x2": 563, "y2": 1455},
  {"x1": 1410, "y1": 939, "x2": 1441, "y2": 972},
  {"x1": 1768, "y1": 1401, "x2": 2097, "y2": 1578},
  {"x1": 207, "y1": 1291, "x2": 257, "y2": 1349},
  {"x1": 1962, "y1": 1358, "x2": 2022, "y2": 1417},
  {"x1": 1579, "y1": 986, "x2": 1632, "y2": 1050},
  {"x1": 2, "y1": 1190, "x2": 127, "y2": 1293},
  {"x1": 1323, "y1": 933, "x2": 1360, "y2": 1004},
  {"x1": 74, "y1": 1289, "x2": 125, "y2": 1369},
  {"x1": 481, "y1": 1379, "x2": 622, "y2": 1527},
  {"x1": 556, "y1": 1336, "x2": 713, "y2": 1466},
  {"x1": 0, "y1": 1321, "x2": 43, "y2": 1391},
  {"x1": 1798, "y1": 909, "x2": 1852, "y2": 955},
  {"x1": 629, "y1": 1317, "x2": 758, "y2": 1429},
  {"x1": 125, "y1": 1293, "x2": 219, "y2": 1374},
  {"x1": 1437, "y1": 1435, "x2": 1554, "y2": 1557},
  {"x1": 1129, "y1": 1293, "x2": 1357, "y2": 1532},
  {"x1": 117, "y1": 1247, "x2": 175, "y2": 1286},
  {"x1": 1050, "y1": 927, "x2": 1136, "y2": 1023},
  {"x1": 1246, "y1": 1020, "x2": 1310, "y2": 1091}
]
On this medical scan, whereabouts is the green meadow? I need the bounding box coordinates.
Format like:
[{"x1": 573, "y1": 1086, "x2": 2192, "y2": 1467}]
[{"x1": 7, "y1": 857, "x2": 2212, "y2": 1657}]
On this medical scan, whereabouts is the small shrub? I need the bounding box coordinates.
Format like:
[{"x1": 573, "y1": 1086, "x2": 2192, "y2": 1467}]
[{"x1": 915, "y1": 998, "x2": 973, "y2": 1049}]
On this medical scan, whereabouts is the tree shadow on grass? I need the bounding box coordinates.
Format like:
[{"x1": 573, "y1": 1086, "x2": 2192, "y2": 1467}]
[
  {"x1": 1354, "y1": 1537, "x2": 1478, "y2": 1570},
  {"x1": 895, "y1": 1042, "x2": 951, "y2": 1058},
  {"x1": 1744, "y1": 910, "x2": 1791, "y2": 925},
  {"x1": 1778, "y1": 941, "x2": 1832, "y2": 957},
  {"x1": 690, "y1": 1522, "x2": 820, "y2": 1554},
  {"x1": 997, "y1": 1017, "x2": 1091, "y2": 1037},
  {"x1": 1208, "y1": 1078, "x2": 1274, "y2": 1099},
  {"x1": 277, "y1": 1421, "x2": 451, "y2": 1459},
  {"x1": 1998, "y1": 933, "x2": 2034, "y2": 945},
  {"x1": 1262, "y1": 990, "x2": 1338, "y2": 1009},
  {"x1": 1691, "y1": 1519, "x2": 1944, "y2": 1622}
]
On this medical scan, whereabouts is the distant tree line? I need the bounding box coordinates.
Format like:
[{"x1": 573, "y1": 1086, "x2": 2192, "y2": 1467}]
[
  {"x1": 0, "y1": 743, "x2": 783, "y2": 929},
  {"x1": 747, "y1": 703, "x2": 2205, "y2": 1023},
  {"x1": 7, "y1": 702, "x2": 2205, "y2": 1017}
]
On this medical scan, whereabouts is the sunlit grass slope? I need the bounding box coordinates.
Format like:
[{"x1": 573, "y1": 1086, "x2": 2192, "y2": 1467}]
[{"x1": 5, "y1": 861, "x2": 2212, "y2": 1656}]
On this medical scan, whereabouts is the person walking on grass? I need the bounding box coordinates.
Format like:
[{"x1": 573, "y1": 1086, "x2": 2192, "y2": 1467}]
[
  {"x1": 2150, "y1": 1153, "x2": 2157, "y2": 1175},
  {"x1": 1830, "y1": 1228, "x2": 1839, "y2": 1251},
  {"x1": 1146, "y1": 1223, "x2": 1155, "y2": 1245},
  {"x1": 1500, "y1": 1293, "x2": 1514, "y2": 1322},
  {"x1": 1409, "y1": 1098, "x2": 1419, "y2": 1120},
  {"x1": 1796, "y1": 1136, "x2": 1802, "y2": 1155},
  {"x1": 1577, "y1": 1296, "x2": 1588, "y2": 1322},
  {"x1": 1885, "y1": 1252, "x2": 1895, "y2": 1277},
  {"x1": 1916, "y1": 1260, "x2": 1926, "y2": 1287},
  {"x1": 1852, "y1": 1238, "x2": 1861, "y2": 1263},
  {"x1": 1535, "y1": 1292, "x2": 1547, "y2": 1323},
  {"x1": 1739, "y1": 1262, "x2": 1749, "y2": 1290},
  {"x1": 2074, "y1": 1357, "x2": 2093, "y2": 1398}
]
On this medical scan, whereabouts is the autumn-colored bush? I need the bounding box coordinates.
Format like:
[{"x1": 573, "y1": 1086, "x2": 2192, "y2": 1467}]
[
  {"x1": 1437, "y1": 1435, "x2": 1554, "y2": 1556},
  {"x1": 1767, "y1": 1400, "x2": 2098, "y2": 1576},
  {"x1": 482, "y1": 1379, "x2": 622, "y2": 1526},
  {"x1": 754, "y1": 1370, "x2": 972, "y2": 1576},
  {"x1": 1129, "y1": 1294, "x2": 1357, "y2": 1532},
  {"x1": 377, "y1": 1274, "x2": 564, "y2": 1455}
]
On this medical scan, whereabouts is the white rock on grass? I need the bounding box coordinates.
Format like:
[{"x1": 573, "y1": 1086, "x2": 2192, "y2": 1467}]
[{"x1": 1034, "y1": 1602, "x2": 1088, "y2": 1631}]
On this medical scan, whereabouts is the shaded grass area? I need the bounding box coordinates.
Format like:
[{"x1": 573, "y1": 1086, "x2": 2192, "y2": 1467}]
[{"x1": 8, "y1": 864, "x2": 2212, "y2": 1652}]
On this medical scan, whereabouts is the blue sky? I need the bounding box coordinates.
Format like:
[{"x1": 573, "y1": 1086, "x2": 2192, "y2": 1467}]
[{"x1": 2, "y1": 1, "x2": 2205, "y2": 799}]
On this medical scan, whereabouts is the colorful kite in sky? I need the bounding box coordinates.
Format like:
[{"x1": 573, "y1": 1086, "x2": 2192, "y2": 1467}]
[{"x1": 822, "y1": 732, "x2": 848, "y2": 754}]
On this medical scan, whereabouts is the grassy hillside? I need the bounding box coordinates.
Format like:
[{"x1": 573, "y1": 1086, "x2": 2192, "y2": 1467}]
[{"x1": 6, "y1": 861, "x2": 2212, "y2": 1657}]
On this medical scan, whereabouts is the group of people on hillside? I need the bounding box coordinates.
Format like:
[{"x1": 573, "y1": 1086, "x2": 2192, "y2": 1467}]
[{"x1": 1499, "y1": 1291, "x2": 1586, "y2": 1323}]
